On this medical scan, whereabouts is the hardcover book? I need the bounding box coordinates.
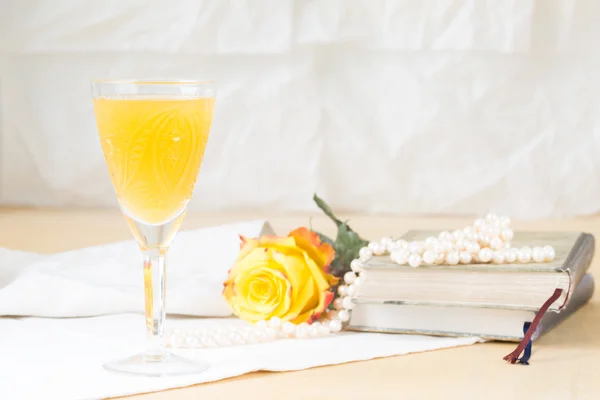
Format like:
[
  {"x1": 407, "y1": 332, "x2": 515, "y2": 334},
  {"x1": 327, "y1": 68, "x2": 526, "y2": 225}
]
[
  {"x1": 356, "y1": 231, "x2": 594, "y2": 311},
  {"x1": 348, "y1": 273, "x2": 594, "y2": 342}
]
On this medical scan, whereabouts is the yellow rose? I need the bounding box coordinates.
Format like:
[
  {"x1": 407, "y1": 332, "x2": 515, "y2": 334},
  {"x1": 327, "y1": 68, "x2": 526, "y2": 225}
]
[{"x1": 223, "y1": 227, "x2": 338, "y2": 324}]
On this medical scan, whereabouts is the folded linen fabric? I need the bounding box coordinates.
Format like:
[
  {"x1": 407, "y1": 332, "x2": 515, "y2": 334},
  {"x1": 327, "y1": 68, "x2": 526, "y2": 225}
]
[
  {"x1": 0, "y1": 220, "x2": 270, "y2": 318},
  {"x1": 0, "y1": 314, "x2": 481, "y2": 400}
]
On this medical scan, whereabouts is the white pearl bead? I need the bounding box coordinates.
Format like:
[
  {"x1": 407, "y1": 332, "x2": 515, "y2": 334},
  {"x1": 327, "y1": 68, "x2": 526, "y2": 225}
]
[
  {"x1": 253, "y1": 332, "x2": 267, "y2": 343},
  {"x1": 543, "y1": 246, "x2": 555, "y2": 262},
  {"x1": 386, "y1": 242, "x2": 400, "y2": 252},
  {"x1": 202, "y1": 336, "x2": 218, "y2": 348},
  {"x1": 483, "y1": 225, "x2": 500, "y2": 237},
  {"x1": 354, "y1": 277, "x2": 363, "y2": 286},
  {"x1": 532, "y1": 247, "x2": 544, "y2": 263},
  {"x1": 500, "y1": 228, "x2": 514, "y2": 242},
  {"x1": 240, "y1": 330, "x2": 256, "y2": 344},
  {"x1": 342, "y1": 296, "x2": 354, "y2": 310},
  {"x1": 371, "y1": 242, "x2": 386, "y2": 256},
  {"x1": 380, "y1": 237, "x2": 393, "y2": 248},
  {"x1": 268, "y1": 316, "x2": 282, "y2": 330},
  {"x1": 478, "y1": 234, "x2": 491, "y2": 246},
  {"x1": 452, "y1": 230, "x2": 464, "y2": 241},
  {"x1": 445, "y1": 251, "x2": 460, "y2": 265},
  {"x1": 463, "y1": 227, "x2": 474, "y2": 237},
  {"x1": 434, "y1": 252, "x2": 445, "y2": 264},
  {"x1": 396, "y1": 240, "x2": 408, "y2": 249},
  {"x1": 465, "y1": 241, "x2": 480, "y2": 254},
  {"x1": 422, "y1": 250, "x2": 436, "y2": 264},
  {"x1": 317, "y1": 323, "x2": 331, "y2": 335},
  {"x1": 229, "y1": 332, "x2": 245, "y2": 345},
  {"x1": 408, "y1": 241, "x2": 424, "y2": 254},
  {"x1": 282, "y1": 322, "x2": 296, "y2": 336},
  {"x1": 498, "y1": 216, "x2": 511, "y2": 228},
  {"x1": 215, "y1": 335, "x2": 230, "y2": 348},
  {"x1": 309, "y1": 323, "x2": 321, "y2": 337},
  {"x1": 492, "y1": 250, "x2": 506, "y2": 264},
  {"x1": 478, "y1": 248, "x2": 493, "y2": 263},
  {"x1": 329, "y1": 319, "x2": 342, "y2": 333},
  {"x1": 265, "y1": 328, "x2": 277, "y2": 340},
  {"x1": 408, "y1": 254, "x2": 422, "y2": 268},
  {"x1": 473, "y1": 218, "x2": 485, "y2": 231},
  {"x1": 505, "y1": 248, "x2": 518, "y2": 263},
  {"x1": 350, "y1": 259, "x2": 363, "y2": 273},
  {"x1": 359, "y1": 247, "x2": 373, "y2": 261},
  {"x1": 184, "y1": 335, "x2": 199, "y2": 348},
  {"x1": 255, "y1": 320, "x2": 268, "y2": 330},
  {"x1": 489, "y1": 237, "x2": 504, "y2": 250},
  {"x1": 368, "y1": 241, "x2": 379, "y2": 252},
  {"x1": 485, "y1": 213, "x2": 498, "y2": 221},
  {"x1": 391, "y1": 250, "x2": 410, "y2": 264},
  {"x1": 344, "y1": 271, "x2": 357, "y2": 284},
  {"x1": 459, "y1": 251, "x2": 472, "y2": 264},
  {"x1": 454, "y1": 239, "x2": 466, "y2": 251},
  {"x1": 179, "y1": 332, "x2": 194, "y2": 344},
  {"x1": 438, "y1": 231, "x2": 452, "y2": 240},
  {"x1": 215, "y1": 334, "x2": 232, "y2": 346},
  {"x1": 326, "y1": 310, "x2": 338, "y2": 320},
  {"x1": 295, "y1": 323, "x2": 310, "y2": 339},
  {"x1": 333, "y1": 297, "x2": 344, "y2": 310},
  {"x1": 441, "y1": 240, "x2": 454, "y2": 252},
  {"x1": 347, "y1": 284, "x2": 358, "y2": 297},
  {"x1": 169, "y1": 333, "x2": 184, "y2": 348},
  {"x1": 337, "y1": 310, "x2": 350, "y2": 322},
  {"x1": 433, "y1": 242, "x2": 446, "y2": 254},
  {"x1": 424, "y1": 236, "x2": 438, "y2": 250},
  {"x1": 518, "y1": 247, "x2": 532, "y2": 263},
  {"x1": 338, "y1": 285, "x2": 348, "y2": 296}
]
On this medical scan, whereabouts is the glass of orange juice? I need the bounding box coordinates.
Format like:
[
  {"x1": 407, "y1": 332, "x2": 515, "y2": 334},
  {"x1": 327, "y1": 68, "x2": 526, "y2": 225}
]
[{"x1": 91, "y1": 80, "x2": 216, "y2": 376}]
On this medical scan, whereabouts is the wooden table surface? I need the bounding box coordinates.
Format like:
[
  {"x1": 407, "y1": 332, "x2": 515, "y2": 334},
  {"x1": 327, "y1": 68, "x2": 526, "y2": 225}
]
[{"x1": 1, "y1": 208, "x2": 598, "y2": 400}]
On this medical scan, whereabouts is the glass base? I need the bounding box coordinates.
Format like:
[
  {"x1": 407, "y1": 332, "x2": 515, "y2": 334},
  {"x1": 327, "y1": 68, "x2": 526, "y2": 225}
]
[{"x1": 103, "y1": 351, "x2": 209, "y2": 377}]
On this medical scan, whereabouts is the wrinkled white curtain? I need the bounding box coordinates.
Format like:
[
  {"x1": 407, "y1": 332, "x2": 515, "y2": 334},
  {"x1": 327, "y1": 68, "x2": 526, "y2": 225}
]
[{"x1": 1, "y1": 0, "x2": 599, "y2": 218}]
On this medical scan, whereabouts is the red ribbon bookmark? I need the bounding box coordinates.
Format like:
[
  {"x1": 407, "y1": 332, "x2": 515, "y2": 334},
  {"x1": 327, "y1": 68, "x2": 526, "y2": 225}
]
[{"x1": 503, "y1": 288, "x2": 563, "y2": 365}]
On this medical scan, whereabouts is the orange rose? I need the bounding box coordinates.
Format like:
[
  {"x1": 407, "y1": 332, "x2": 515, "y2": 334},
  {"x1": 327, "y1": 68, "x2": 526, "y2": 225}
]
[{"x1": 223, "y1": 228, "x2": 338, "y2": 324}]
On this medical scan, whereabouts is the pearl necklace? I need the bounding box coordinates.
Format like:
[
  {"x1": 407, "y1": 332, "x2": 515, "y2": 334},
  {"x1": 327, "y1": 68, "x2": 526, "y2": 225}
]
[
  {"x1": 367, "y1": 214, "x2": 556, "y2": 267},
  {"x1": 167, "y1": 214, "x2": 555, "y2": 349}
]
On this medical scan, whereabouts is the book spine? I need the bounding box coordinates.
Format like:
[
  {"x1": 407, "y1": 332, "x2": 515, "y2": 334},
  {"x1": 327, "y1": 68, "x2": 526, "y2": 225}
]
[{"x1": 560, "y1": 233, "x2": 595, "y2": 310}]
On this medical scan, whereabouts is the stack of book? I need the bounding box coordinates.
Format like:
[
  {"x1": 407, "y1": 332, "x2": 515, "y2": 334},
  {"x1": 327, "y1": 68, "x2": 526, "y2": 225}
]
[{"x1": 348, "y1": 231, "x2": 595, "y2": 361}]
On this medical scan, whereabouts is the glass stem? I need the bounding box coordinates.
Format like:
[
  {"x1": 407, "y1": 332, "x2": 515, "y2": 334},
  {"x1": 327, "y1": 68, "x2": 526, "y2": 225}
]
[{"x1": 142, "y1": 248, "x2": 168, "y2": 360}]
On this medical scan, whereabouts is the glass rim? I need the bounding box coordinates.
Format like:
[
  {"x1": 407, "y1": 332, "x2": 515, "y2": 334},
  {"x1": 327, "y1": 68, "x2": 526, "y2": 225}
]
[{"x1": 91, "y1": 79, "x2": 216, "y2": 85}]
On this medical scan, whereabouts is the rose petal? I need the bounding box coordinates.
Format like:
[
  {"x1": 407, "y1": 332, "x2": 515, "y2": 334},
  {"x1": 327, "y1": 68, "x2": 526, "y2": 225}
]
[{"x1": 289, "y1": 227, "x2": 335, "y2": 270}]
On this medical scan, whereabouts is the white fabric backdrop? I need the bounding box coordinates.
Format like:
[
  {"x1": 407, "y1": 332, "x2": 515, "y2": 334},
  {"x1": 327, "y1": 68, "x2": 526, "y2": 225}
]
[{"x1": 1, "y1": 0, "x2": 599, "y2": 218}]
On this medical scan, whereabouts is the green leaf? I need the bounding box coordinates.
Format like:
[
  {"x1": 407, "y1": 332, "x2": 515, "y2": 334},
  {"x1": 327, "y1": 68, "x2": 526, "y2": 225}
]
[
  {"x1": 328, "y1": 223, "x2": 368, "y2": 278},
  {"x1": 313, "y1": 193, "x2": 343, "y2": 228},
  {"x1": 335, "y1": 223, "x2": 368, "y2": 250},
  {"x1": 313, "y1": 193, "x2": 370, "y2": 279}
]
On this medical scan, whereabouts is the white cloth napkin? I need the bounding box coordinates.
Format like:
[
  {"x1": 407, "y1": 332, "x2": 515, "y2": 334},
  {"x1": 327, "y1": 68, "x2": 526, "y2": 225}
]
[
  {"x1": 0, "y1": 220, "x2": 271, "y2": 318},
  {"x1": 0, "y1": 314, "x2": 481, "y2": 400},
  {"x1": 0, "y1": 220, "x2": 482, "y2": 399}
]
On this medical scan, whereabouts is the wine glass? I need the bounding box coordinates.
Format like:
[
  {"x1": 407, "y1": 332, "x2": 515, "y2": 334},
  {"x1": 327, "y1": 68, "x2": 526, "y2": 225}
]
[{"x1": 91, "y1": 79, "x2": 216, "y2": 376}]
